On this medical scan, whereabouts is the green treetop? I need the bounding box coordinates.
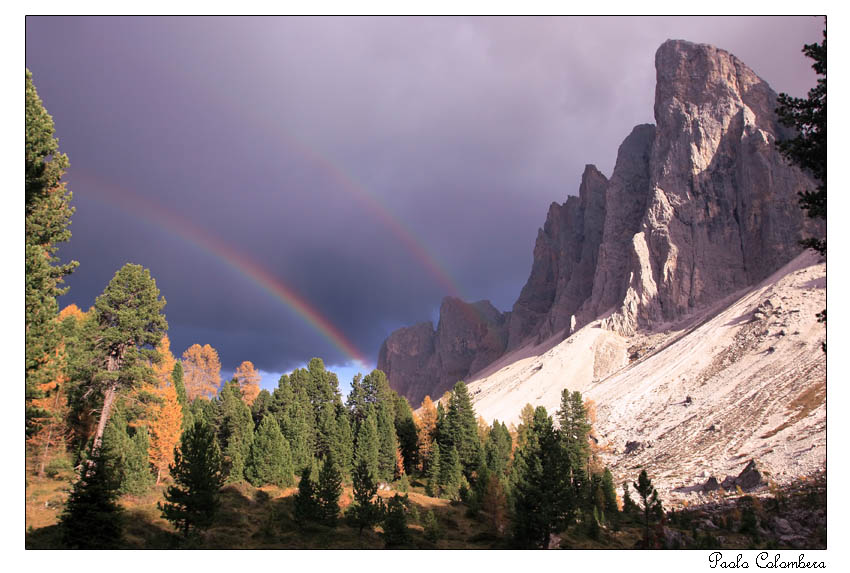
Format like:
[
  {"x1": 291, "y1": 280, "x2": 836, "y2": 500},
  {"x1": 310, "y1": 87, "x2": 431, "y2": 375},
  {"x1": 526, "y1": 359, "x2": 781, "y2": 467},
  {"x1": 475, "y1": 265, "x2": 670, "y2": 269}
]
[{"x1": 159, "y1": 421, "x2": 226, "y2": 537}]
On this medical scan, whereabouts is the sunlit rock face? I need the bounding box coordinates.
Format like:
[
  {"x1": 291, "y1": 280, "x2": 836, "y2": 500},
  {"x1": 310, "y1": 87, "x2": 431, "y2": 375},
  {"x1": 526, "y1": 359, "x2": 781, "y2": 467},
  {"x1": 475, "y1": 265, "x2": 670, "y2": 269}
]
[
  {"x1": 380, "y1": 39, "x2": 822, "y2": 402},
  {"x1": 378, "y1": 298, "x2": 508, "y2": 406}
]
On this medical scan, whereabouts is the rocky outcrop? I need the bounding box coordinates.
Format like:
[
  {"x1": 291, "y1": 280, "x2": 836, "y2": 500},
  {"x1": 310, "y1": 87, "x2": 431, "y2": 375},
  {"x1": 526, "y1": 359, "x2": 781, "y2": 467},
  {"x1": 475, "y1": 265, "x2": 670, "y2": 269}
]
[
  {"x1": 596, "y1": 40, "x2": 819, "y2": 335},
  {"x1": 380, "y1": 39, "x2": 823, "y2": 403},
  {"x1": 378, "y1": 297, "x2": 508, "y2": 406},
  {"x1": 506, "y1": 165, "x2": 608, "y2": 350}
]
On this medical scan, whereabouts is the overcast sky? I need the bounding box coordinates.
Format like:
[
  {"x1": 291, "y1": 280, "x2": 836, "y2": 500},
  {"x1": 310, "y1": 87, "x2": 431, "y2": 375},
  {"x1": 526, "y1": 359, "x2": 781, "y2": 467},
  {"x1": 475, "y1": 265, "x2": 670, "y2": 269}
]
[{"x1": 25, "y1": 16, "x2": 823, "y2": 393}]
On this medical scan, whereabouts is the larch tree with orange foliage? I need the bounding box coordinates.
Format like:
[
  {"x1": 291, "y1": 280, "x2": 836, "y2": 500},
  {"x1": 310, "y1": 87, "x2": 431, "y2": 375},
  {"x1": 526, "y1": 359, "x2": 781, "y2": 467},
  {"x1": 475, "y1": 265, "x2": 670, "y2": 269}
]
[
  {"x1": 182, "y1": 344, "x2": 221, "y2": 401},
  {"x1": 416, "y1": 395, "x2": 437, "y2": 472},
  {"x1": 148, "y1": 382, "x2": 183, "y2": 483},
  {"x1": 233, "y1": 360, "x2": 261, "y2": 406},
  {"x1": 144, "y1": 336, "x2": 184, "y2": 483}
]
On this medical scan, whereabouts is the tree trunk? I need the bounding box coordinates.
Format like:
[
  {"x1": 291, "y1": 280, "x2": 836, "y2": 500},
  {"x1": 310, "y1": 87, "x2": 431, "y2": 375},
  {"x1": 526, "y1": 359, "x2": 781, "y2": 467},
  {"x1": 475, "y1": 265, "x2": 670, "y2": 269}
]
[{"x1": 92, "y1": 384, "x2": 117, "y2": 455}]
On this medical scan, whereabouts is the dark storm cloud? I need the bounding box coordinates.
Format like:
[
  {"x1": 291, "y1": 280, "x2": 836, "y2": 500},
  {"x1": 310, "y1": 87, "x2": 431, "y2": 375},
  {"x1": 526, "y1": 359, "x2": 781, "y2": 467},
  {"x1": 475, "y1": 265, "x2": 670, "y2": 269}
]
[{"x1": 26, "y1": 16, "x2": 823, "y2": 377}]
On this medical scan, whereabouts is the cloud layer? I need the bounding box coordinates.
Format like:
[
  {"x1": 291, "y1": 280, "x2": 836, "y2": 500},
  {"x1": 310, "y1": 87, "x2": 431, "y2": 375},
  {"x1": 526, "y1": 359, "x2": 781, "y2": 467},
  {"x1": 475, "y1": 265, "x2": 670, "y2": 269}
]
[{"x1": 26, "y1": 16, "x2": 823, "y2": 380}]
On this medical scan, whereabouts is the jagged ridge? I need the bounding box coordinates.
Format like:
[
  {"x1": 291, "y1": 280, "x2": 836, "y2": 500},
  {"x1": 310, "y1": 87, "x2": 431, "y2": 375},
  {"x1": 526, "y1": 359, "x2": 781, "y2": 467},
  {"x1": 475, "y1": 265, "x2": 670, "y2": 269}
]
[{"x1": 379, "y1": 39, "x2": 822, "y2": 405}]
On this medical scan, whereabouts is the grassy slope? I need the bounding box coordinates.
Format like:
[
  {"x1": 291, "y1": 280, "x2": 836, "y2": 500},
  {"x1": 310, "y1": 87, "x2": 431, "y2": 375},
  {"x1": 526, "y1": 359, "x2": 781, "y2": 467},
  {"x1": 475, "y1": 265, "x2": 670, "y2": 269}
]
[{"x1": 25, "y1": 470, "x2": 826, "y2": 550}]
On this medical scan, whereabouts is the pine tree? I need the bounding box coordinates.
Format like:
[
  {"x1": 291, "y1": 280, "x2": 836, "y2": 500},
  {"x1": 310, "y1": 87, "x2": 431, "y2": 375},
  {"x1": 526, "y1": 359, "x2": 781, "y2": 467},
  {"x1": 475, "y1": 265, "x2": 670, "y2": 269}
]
[
  {"x1": 25, "y1": 70, "x2": 78, "y2": 435},
  {"x1": 601, "y1": 467, "x2": 619, "y2": 524},
  {"x1": 634, "y1": 469, "x2": 663, "y2": 548},
  {"x1": 382, "y1": 493, "x2": 410, "y2": 548},
  {"x1": 88, "y1": 264, "x2": 168, "y2": 454},
  {"x1": 159, "y1": 421, "x2": 225, "y2": 537},
  {"x1": 293, "y1": 465, "x2": 320, "y2": 526},
  {"x1": 214, "y1": 381, "x2": 254, "y2": 482},
  {"x1": 332, "y1": 405, "x2": 354, "y2": 479},
  {"x1": 100, "y1": 408, "x2": 154, "y2": 496},
  {"x1": 349, "y1": 459, "x2": 384, "y2": 536},
  {"x1": 423, "y1": 509, "x2": 442, "y2": 543},
  {"x1": 776, "y1": 27, "x2": 826, "y2": 256},
  {"x1": 60, "y1": 447, "x2": 123, "y2": 548},
  {"x1": 393, "y1": 394, "x2": 419, "y2": 474},
  {"x1": 316, "y1": 453, "x2": 343, "y2": 527},
  {"x1": 376, "y1": 402, "x2": 398, "y2": 482},
  {"x1": 485, "y1": 420, "x2": 512, "y2": 477},
  {"x1": 247, "y1": 416, "x2": 294, "y2": 487},
  {"x1": 354, "y1": 409, "x2": 380, "y2": 481},
  {"x1": 280, "y1": 385, "x2": 316, "y2": 472},
  {"x1": 440, "y1": 445, "x2": 463, "y2": 500},
  {"x1": 510, "y1": 406, "x2": 574, "y2": 549},
  {"x1": 622, "y1": 481, "x2": 638, "y2": 516},
  {"x1": 426, "y1": 442, "x2": 441, "y2": 497},
  {"x1": 445, "y1": 381, "x2": 481, "y2": 479},
  {"x1": 251, "y1": 389, "x2": 272, "y2": 427},
  {"x1": 172, "y1": 362, "x2": 188, "y2": 409},
  {"x1": 557, "y1": 389, "x2": 591, "y2": 480}
]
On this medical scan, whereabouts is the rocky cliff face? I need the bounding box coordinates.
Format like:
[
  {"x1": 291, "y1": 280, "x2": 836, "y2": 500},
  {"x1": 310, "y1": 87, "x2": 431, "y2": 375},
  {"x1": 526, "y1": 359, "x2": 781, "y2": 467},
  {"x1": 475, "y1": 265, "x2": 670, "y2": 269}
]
[
  {"x1": 379, "y1": 39, "x2": 822, "y2": 403},
  {"x1": 506, "y1": 164, "x2": 608, "y2": 350},
  {"x1": 585, "y1": 40, "x2": 818, "y2": 335},
  {"x1": 377, "y1": 298, "x2": 508, "y2": 406}
]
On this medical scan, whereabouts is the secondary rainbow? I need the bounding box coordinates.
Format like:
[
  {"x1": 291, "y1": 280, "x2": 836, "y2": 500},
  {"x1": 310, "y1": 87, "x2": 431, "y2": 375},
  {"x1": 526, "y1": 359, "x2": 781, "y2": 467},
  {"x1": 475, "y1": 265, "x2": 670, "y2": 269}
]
[{"x1": 75, "y1": 171, "x2": 370, "y2": 369}]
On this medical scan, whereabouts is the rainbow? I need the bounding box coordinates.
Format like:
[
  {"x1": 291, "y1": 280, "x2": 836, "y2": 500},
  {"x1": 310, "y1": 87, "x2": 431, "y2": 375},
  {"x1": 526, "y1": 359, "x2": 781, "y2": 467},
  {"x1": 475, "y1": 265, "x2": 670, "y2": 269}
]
[
  {"x1": 74, "y1": 171, "x2": 370, "y2": 369},
  {"x1": 279, "y1": 137, "x2": 466, "y2": 300}
]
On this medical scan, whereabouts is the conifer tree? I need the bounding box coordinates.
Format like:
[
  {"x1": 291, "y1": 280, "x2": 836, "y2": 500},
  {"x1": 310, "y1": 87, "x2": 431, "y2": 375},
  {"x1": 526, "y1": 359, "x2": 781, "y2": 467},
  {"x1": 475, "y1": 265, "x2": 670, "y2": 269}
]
[
  {"x1": 28, "y1": 308, "x2": 74, "y2": 476},
  {"x1": 349, "y1": 459, "x2": 384, "y2": 536},
  {"x1": 159, "y1": 421, "x2": 226, "y2": 537},
  {"x1": 376, "y1": 402, "x2": 398, "y2": 482},
  {"x1": 345, "y1": 373, "x2": 368, "y2": 428},
  {"x1": 515, "y1": 403, "x2": 536, "y2": 449},
  {"x1": 510, "y1": 406, "x2": 574, "y2": 549},
  {"x1": 293, "y1": 465, "x2": 320, "y2": 525},
  {"x1": 280, "y1": 385, "x2": 315, "y2": 472},
  {"x1": 233, "y1": 360, "x2": 261, "y2": 405},
  {"x1": 172, "y1": 362, "x2": 188, "y2": 408},
  {"x1": 426, "y1": 442, "x2": 441, "y2": 497},
  {"x1": 440, "y1": 445, "x2": 463, "y2": 500},
  {"x1": 214, "y1": 381, "x2": 254, "y2": 482},
  {"x1": 26, "y1": 70, "x2": 78, "y2": 435},
  {"x1": 316, "y1": 453, "x2": 343, "y2": 527},
  {"x1": 60, "y1": 447, "x2": 123, "y2": 548},
  {"x1": 776, "y1": 27, "x2": 827, "y2": 350},
  {"x1": 247, "y1": 415, "x2": 294, "y2": 487},
  {"x1": 251, "y1": 389, "x2": 272, "y2": 427},
  {"x1": 622, "y1": 481, "x2": 638, "y2": 516},
  {"x1": 777, "y1": 27, "x2": 826, "y2": 256},
  {"x1": 416, "y1": 395, "x2": 438, "y2": 472},
  {"x1": 446, "y1": 381, "x2": 481, "y2": 479},
  {"x1": 557, "y1": 389, "x2": 591, "y2": 480},
  {"x1": 354, "y1": 409, "x2": 380, "y2": 480},
  {"x1": 382, "y1": 493, "x2": 410, "y2": 548},
  {"x1": 148, "y1": 366, "x2": 183, "y2": 483},
  {"x1": 333, "y1": 405, "x2": 354, "y2": 479},
  {"x1": 88, "y1": 264, "x2": 168, "y2": 454},
  {"x1": 481, "y1": 472, "x2": 508, "y2": 534},
  {"x1": 101, "y1": 409, "x2": 154, "y2": 496},
  {"x1": 485, "y1": 420, "x2": 513, "y2": 477},
  {"x1": 181, "y1": 344, "x2": 221, "y2": 401},
  {"x1": 601, "y1": 468, "x2": 619, "y2": 523},
  {"x1": 423, "y1": 509, "x2": 442, "y2": 543},
  {"x1": 393, "y1": 394, "x2": 419, "y2": 474},
  {"x1": 634, "y1": 469, "x2": 663, "y2": 548}
]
